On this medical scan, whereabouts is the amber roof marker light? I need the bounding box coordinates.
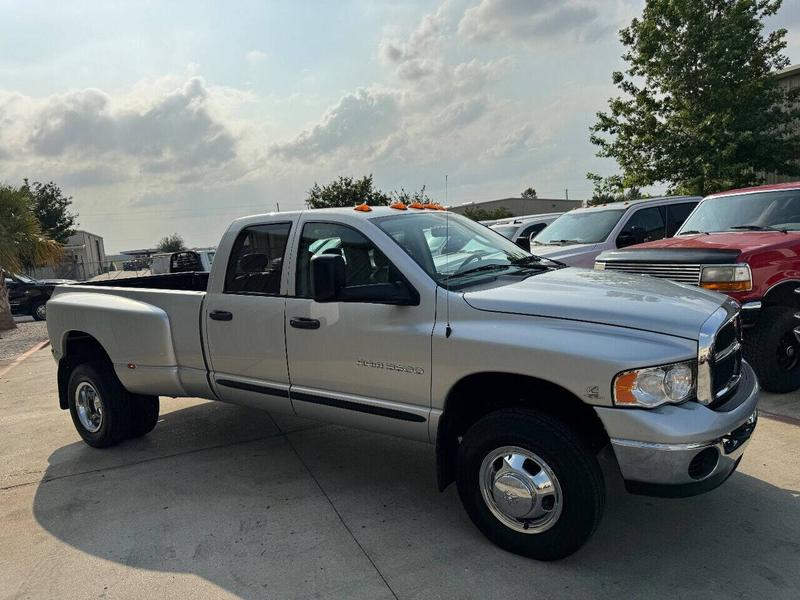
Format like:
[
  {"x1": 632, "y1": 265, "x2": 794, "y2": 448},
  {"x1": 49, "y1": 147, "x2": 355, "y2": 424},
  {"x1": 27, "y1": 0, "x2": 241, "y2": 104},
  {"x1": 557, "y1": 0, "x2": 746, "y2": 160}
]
[
  {"x1": 354, "y1": 202, "x2": 372, "y2": 212},
  {"x1": 389, "y1": 200, "x2": 408, "y2": 210}
]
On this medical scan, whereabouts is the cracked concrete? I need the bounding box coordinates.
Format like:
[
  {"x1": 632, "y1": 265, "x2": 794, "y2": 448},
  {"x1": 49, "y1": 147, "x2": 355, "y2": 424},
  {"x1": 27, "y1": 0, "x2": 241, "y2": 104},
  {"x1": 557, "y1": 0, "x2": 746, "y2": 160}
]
[{"x1": 1, "y1": 349, "x2": 799, "y2": 599}]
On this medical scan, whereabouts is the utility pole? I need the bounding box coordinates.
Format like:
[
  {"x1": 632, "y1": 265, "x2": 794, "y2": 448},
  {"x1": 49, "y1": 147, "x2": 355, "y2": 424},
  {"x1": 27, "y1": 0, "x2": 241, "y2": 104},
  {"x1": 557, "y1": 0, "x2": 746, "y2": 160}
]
[
  {"x1": 565, "y1": 189, "x2": 569, "y2": 201},
  {"x1": 276, "y1": 202, "x2": 281, "y2": 212}
]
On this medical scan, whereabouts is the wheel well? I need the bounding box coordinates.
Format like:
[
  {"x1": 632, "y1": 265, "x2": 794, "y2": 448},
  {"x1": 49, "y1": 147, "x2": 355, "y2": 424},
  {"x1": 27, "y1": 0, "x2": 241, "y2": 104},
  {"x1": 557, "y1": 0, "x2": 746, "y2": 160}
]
[
  {"x1": 762, "y1": 281, "x2": 800, "y2": 310},
  {"x1": 57, "y1": 331, "x2": 111, "y2": 410},
  {"x1": 435, "y1": 372, "x2": 610, "y2": 491}
]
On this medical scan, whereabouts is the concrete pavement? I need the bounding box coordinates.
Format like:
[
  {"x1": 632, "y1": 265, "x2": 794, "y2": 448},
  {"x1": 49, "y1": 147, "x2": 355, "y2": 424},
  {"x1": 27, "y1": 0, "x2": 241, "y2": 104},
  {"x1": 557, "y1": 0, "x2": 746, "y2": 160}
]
[{"x1": 1, "y1": 349, "x2": 799, "y2": 599}]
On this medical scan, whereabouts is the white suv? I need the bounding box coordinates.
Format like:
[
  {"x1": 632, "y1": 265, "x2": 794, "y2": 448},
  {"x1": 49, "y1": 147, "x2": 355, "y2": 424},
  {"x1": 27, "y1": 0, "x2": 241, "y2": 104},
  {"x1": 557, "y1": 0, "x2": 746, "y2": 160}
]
[
  {"x1": 531, "y1": 196, "x2": 700, "y2": 267},
  {"x1": 490, "y1": 213, "x2": 562, "y2": 251}
]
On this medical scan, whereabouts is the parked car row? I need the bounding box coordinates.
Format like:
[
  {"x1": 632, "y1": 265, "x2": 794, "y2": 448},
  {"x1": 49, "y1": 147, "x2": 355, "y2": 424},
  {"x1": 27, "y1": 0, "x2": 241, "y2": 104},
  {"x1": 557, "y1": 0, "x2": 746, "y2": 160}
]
[{"x1": 595, "y1": 182, "x2": 800, "y2": 393}]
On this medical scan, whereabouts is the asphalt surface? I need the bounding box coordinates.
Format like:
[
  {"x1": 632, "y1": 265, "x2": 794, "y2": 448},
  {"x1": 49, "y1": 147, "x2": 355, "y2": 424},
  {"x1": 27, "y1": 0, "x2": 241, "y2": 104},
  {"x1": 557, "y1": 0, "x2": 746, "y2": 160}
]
[{"x1": 1, "y1": 349, "x2": 799, "y2": 599}]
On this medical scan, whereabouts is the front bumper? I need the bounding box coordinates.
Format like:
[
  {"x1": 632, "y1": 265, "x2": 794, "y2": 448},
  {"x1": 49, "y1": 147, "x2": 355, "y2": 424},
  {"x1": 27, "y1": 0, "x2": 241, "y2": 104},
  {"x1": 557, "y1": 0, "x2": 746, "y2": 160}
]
[{"x1": 596, "y1": 361, "x2": 760, "y2": 498}]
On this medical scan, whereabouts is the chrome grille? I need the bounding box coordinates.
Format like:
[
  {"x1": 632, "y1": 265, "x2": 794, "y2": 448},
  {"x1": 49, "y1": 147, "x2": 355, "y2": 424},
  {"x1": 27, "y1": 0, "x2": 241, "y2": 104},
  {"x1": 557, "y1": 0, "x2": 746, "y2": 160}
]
[
  {"x1": 712, "y1": 317, "x2": 742, "y2": 402},
  {"x1": 698, "y1": 301, "x2": 743, "y2": 407},
  {"x1": 600, "y1": 262, "x2": 702, "y2": 286}
]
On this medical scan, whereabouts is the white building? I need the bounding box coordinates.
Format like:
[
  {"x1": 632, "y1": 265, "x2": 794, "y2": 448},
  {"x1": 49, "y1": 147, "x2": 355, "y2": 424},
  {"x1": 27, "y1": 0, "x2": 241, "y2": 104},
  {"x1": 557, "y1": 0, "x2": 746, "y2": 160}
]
[{"x1": 64, "y1": 230, "x2": 106, "y2": 279}]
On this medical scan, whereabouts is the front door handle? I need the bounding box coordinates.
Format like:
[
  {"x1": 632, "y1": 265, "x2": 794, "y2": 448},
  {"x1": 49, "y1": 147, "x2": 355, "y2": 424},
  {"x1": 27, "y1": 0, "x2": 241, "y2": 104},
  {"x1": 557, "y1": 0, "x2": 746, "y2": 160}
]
[
  {"x1": 209, "y1": 310, "x2": 233, "y2": 321},
  {"x1": 290, "y1": 317, "x2": 320, "y2": 330}
]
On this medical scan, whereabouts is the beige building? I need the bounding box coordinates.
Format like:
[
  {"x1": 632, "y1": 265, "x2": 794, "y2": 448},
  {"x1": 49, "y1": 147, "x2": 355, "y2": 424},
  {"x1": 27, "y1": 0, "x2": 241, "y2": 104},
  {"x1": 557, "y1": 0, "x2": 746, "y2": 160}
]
[
  {"x1": 765, "y1": 63, "x2": 800, "y2": 185},
  {"x1": 448, "y1": 197, "x2": 584, "y2": 218}
]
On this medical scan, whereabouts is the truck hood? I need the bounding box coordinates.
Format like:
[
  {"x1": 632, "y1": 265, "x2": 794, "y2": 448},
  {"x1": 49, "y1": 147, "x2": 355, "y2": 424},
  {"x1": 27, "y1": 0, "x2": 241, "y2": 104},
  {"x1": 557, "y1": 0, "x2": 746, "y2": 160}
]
[
  {"x1": 628, "y1": 231, "x2": 800, "y2": 255},
  {"x1": 462, "y1": 268, "x2": 725, "y2": 340}
]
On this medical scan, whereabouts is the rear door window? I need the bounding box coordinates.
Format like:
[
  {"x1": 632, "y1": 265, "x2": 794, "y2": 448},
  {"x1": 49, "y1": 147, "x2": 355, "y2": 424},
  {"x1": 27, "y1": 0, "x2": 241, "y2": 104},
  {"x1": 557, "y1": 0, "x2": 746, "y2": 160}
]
[
  {"x1": 666, "y1": 202, "x2": 698, "y2": 236},
  {"x1": 621, "y1": 206, "x2": 667, "y2": 242},
  {"x1": 225, "y1": 223, "x2": 292, "y2": 295}
]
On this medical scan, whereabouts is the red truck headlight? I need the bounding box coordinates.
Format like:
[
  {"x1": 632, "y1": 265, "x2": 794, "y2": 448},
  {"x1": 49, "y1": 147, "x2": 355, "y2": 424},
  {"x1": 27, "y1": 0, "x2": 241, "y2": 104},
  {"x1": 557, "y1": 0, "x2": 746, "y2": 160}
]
[{"x1": 700, "y1": 264, "x2": 752, "y2": 292}]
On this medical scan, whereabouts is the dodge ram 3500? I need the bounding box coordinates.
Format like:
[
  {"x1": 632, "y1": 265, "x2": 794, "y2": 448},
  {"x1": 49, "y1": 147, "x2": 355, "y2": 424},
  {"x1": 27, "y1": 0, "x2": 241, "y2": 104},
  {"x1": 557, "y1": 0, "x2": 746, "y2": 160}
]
[{"x1": 47, "y1": 206, "x2": 759, "y2": 560}]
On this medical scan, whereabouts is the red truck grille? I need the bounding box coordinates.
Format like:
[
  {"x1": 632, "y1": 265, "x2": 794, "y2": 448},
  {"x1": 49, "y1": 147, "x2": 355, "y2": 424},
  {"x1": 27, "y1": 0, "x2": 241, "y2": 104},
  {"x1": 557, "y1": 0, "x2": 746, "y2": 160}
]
[{"x1": 600, "y1": 262, "x2": 702, "y2": 286}]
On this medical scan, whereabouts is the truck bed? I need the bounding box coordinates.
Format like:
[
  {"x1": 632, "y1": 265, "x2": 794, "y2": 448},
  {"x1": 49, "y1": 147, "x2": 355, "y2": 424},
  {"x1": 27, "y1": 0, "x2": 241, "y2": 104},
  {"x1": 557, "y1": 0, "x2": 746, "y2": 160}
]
[
  {"x1": 48, "y1": 276, "x2": 211, "y2": 399},
  {"x1": 84, "y1": 272, "x2": 209, "y2": 291}
]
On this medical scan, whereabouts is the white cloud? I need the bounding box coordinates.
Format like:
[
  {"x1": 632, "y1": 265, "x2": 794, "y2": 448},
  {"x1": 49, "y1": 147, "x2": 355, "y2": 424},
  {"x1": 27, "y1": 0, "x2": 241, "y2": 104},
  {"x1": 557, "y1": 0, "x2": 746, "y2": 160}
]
[
  {"x1": 245, "y1": 50, "x2": 268, "y2": 65},
  {"x1": 459, "y1": 0, "x2": 604, "y2": 43},
  {"x1": 0, "y1": 77, "x2": 250, "y2": 186},
  {"x1": 270, "y1": 88, "x2": 400, "y2": 162}
]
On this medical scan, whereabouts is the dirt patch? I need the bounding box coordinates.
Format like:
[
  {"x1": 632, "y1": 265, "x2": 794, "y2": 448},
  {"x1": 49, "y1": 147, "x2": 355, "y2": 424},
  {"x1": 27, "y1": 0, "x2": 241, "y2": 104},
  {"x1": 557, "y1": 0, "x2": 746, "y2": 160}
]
[{"x1": 0, "y1": 321, "x2": 49, "y2": 362}]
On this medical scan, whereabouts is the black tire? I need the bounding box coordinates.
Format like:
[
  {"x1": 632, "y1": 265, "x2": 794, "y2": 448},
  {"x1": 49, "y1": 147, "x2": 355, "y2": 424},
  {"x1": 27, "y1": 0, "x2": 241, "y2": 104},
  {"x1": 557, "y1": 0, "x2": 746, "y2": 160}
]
[
  {"x1": 744, "y1": 306, "x2": 800, "y2": 393},
  {"x1": 67, "y1": 361, "x2": 132, "y2": 448},
  {"x1": 129, "y1": 395, "x2": 160, "y2": 438},
  {"x1": 456, "y1": 409, "x2": 605, "y2": 561},
  {"x1": 31, "y1": 301, "x2": 47, "y2": 321}
]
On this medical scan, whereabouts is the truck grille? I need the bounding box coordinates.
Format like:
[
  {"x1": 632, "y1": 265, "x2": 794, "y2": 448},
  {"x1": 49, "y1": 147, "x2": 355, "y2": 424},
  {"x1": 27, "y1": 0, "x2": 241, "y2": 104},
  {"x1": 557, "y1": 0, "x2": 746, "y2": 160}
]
[
  {"x1": 712, "y1": 318, "x2": 742, "y2": 403},
  {"x1": 697, "y1": 304, "x2": 743, "y2": 408},
  {"x1": 600, "y1": 262, "x2": 702, "y2": 286}
]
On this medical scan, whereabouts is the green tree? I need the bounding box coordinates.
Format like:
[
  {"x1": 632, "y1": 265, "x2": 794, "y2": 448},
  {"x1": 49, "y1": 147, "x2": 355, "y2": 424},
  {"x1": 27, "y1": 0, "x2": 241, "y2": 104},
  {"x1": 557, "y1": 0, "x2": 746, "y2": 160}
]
[
  {"x1": 589, "y1": 0, "x2": 800, "y2": 196},
  {"x1": 463, "y1": 206, "x2": 513, "y2": 221},
  {"x1": 21, "y1": 179, "x2": 78, "y2": 244},
  {"x1": 157, "y1": 233, "x2": 186, "y2": 253},
  {"x1": 521, "y1": 187, "x2": 537, "y2": 199},
  {"x1": 586, "y1": 173, "x2": 646, "y2": 206},
  {"x1": 0, "y1": 185, "x2": 62, "y2": 331},
  {"x1": 391, "y1": 185, "x2": 432, "y2": 205},
  {"x1": 305, "y1": 175, "x2": 391, "y2": 208}
]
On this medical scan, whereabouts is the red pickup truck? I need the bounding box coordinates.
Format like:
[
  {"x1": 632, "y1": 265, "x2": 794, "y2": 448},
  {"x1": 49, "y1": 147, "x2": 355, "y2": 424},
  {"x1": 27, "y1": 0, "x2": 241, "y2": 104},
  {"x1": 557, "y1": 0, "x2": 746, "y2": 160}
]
[{"x1": 595, "y1": 182, "x2": 800, "y2": 393}]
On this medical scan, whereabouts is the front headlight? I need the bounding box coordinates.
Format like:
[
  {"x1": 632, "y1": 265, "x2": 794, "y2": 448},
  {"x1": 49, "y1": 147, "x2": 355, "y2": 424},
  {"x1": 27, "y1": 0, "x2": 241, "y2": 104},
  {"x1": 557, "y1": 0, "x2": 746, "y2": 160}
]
[
  {"x1": 700, "y1": 264, "x2": 751, "y2": 292},
  {"x1": 613, "y1": 360, "x2": 695, "y2": 408}
]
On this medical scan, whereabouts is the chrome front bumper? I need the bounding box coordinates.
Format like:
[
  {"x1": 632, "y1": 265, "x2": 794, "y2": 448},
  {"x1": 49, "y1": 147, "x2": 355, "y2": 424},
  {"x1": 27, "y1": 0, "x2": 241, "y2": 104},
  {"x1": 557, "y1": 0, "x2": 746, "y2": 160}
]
[{"x1": 596, "y1": 361, "x2": 760, "y2": 497}]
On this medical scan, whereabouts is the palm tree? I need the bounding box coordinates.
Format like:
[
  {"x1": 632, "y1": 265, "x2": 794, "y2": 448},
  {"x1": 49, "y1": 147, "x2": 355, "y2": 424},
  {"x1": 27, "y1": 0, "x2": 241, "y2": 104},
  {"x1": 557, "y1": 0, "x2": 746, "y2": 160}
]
[{"x1": 0, "y1": 185, "x2": 62, "y2": 331}]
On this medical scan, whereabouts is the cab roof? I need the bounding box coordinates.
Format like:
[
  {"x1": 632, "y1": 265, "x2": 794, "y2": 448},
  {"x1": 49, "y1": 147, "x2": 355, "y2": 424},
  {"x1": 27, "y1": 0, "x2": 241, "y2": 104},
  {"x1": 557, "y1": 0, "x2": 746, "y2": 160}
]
[
  {"x1": 569, "y1": 195, "x2": 700, "y2": 213},
  {"x1": 707, "y1": 181, "x2": 800, "y2": 198}
]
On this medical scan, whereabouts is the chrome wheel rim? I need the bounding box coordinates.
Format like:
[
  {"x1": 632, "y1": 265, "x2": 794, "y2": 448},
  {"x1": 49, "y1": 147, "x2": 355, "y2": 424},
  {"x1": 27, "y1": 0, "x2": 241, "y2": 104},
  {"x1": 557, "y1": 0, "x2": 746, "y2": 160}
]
[
  {"x1": 479, "y1": 446, "x2": 563, "y2": 534},
  {"x1": 35, "y1": 303, "x2": 46, "y2": 319},
  {"x1": 75, "y1": 382, "x2": 103, "y2": 433}
]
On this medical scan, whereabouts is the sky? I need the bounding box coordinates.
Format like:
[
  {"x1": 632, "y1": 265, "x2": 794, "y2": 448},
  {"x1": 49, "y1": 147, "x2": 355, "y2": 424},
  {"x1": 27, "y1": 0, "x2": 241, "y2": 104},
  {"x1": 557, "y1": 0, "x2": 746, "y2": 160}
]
[{"x1": 1, "y1": 0, "x2": 799, "y2": 253}]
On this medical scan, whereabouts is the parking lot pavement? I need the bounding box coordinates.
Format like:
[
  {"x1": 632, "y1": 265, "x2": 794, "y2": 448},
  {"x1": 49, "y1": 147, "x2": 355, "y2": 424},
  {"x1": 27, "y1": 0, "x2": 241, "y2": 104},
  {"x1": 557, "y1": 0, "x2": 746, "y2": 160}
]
[{"x1": 1, "y1": 350, "x2": 799, "y2": 600}]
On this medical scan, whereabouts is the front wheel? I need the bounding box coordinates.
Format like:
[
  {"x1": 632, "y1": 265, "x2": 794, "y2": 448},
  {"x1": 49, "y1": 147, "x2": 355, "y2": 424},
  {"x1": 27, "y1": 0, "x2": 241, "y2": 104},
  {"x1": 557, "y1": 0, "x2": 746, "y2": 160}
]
[
  {"x1": 744, "y1": 306, "x2": 800, "y2": 393},
  {"x1": 456, "y1": 409, "x2": 605, "y2": 560}
]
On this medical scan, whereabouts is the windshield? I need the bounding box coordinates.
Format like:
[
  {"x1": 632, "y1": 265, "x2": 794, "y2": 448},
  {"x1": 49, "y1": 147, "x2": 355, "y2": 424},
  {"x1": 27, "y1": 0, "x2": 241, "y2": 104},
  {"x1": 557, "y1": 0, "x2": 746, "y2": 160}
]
[
  {"x1": 533, "y1": 209, "x2": 625, "y2": 245},
  {"x1": 14, "y1": 274, "x2": 36, "y2": 283},
  {"x1": 373, "y1": 212, "x2": 538, "y2": 287},
  {"x1": 490, "y1": 224, "x2": 518, "y2": 239},
  {"x1": 678, "y1": 190, "x2": 800, "y2": 234}
]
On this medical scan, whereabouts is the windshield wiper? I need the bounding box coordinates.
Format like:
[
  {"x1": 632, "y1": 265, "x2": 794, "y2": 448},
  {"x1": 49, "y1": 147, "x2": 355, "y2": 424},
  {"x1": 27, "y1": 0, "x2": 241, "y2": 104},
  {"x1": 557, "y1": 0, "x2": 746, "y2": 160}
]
[
  {"x1": 444, "y1": 263, "x2": 510, "y2": 281},
  {"x1": 678, "y1": 230, "x2": 708, "y2": 235},
  {"x1": 511, "y1": 255, "x2": 567, "y2": 268},
  {"x1": 729, "y1": 225, "x2": 788, "y2": 234},
  {"x1": 544, "y1": 239, "x2": 581, "y2": 246}
]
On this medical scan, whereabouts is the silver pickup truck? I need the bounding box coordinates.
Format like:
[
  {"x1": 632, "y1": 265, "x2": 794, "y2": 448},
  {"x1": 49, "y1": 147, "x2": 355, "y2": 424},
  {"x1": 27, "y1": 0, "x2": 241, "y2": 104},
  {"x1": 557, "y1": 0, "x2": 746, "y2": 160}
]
[{"x1": 47, "y1": 206, "x2": 759, "y2": 560}]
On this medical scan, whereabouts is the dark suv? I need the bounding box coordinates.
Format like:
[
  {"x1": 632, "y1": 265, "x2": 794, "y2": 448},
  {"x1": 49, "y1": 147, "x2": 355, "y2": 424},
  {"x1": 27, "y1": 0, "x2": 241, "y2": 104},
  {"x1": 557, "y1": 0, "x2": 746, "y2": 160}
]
[{"x1": 5, "y1": 274, "x2": 71, "y2": 321}]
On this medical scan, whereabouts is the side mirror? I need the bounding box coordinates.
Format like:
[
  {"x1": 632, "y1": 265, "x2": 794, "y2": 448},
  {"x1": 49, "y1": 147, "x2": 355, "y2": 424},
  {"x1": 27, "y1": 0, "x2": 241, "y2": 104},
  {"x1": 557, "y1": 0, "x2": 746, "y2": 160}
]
[
  {"x1": 516, "y1": 237, "x2": 531, "y2": 252},
  {"x1": 311, "y1": 254, "x2": 346, "y2": 302}
]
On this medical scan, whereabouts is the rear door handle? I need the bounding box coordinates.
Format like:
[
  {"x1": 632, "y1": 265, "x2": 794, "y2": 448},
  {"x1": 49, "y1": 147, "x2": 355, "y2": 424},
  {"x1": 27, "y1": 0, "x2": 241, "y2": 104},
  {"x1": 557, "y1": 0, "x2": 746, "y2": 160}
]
[
  {"x1": 209, "y1": 310, "x2": 233, "y2": 321},
  {"x1": 290, "y1": 317, "x2": 320, "y2": 330}
]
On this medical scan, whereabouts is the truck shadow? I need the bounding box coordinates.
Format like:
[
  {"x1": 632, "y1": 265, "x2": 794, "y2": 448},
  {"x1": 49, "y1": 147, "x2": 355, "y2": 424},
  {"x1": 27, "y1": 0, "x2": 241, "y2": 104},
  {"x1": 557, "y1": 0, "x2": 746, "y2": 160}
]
[{"x1": 32, "y1": 402, "x2": 800, "y2": 599}]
